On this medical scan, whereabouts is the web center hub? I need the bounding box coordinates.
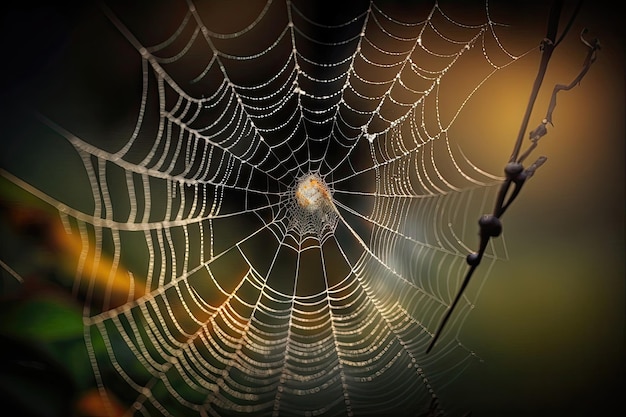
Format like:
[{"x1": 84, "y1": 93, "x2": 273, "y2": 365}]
[
  {"x1": 295, "y1": 174, "x2": 333, "y2": 212},
  {"x1": 289, "y1": 173, "x2": 338, "y2": 236}
]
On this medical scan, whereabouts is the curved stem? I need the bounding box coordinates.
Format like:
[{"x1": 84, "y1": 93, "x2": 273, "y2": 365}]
[{"x1": 509, "y1": 0, "x2": 562, "y2": 163}]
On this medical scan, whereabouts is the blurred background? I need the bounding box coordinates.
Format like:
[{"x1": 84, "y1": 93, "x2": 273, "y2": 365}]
[{"x1": 0, "y1": 1, "x2": 623, "y2": 416}]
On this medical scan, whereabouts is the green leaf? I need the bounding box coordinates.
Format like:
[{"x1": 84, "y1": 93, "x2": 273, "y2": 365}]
[{"x1": 0, "y1": 296, "x2": 83, "y2": 342}]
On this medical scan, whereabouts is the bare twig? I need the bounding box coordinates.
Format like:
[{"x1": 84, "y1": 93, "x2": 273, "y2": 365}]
[{"x1": 426, "y1": 0, "x2": 599, "y2": 354}]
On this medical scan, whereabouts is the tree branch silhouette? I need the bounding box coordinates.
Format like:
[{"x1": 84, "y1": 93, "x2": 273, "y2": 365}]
[{"x1": 426, "y1": 0, "x2": 600, "y2": 354}]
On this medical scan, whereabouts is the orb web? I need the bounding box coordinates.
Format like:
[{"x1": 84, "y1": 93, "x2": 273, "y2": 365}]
[{"x1": 0, "y1": 1, "x2": 552, "y2": 416}]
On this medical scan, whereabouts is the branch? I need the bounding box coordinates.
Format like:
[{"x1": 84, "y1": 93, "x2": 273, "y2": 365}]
[
  {"x1": 545, "y1": 29, "x2": 600, "y2": 125},
  {"x1": 426, "y1": 0, "x2": 599, "y2": 354}
]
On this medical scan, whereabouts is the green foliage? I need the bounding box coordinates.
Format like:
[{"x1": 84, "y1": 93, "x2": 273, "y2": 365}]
[{"x1": 0, "y1": 295, "x2": 97, "y2": 416}]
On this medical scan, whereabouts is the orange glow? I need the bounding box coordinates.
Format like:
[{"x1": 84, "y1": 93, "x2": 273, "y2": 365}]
[
  {"x1": 74, "y1": 388, "x2": 125, "y2": 417},
  {"x1": 5, "y1": 201, "x2": 145, "y2": 309}
]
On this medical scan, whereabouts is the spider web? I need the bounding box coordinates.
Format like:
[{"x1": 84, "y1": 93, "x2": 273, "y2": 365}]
[{"x1": 1, "y1": 0, "x2": 545, "y2": 415}]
